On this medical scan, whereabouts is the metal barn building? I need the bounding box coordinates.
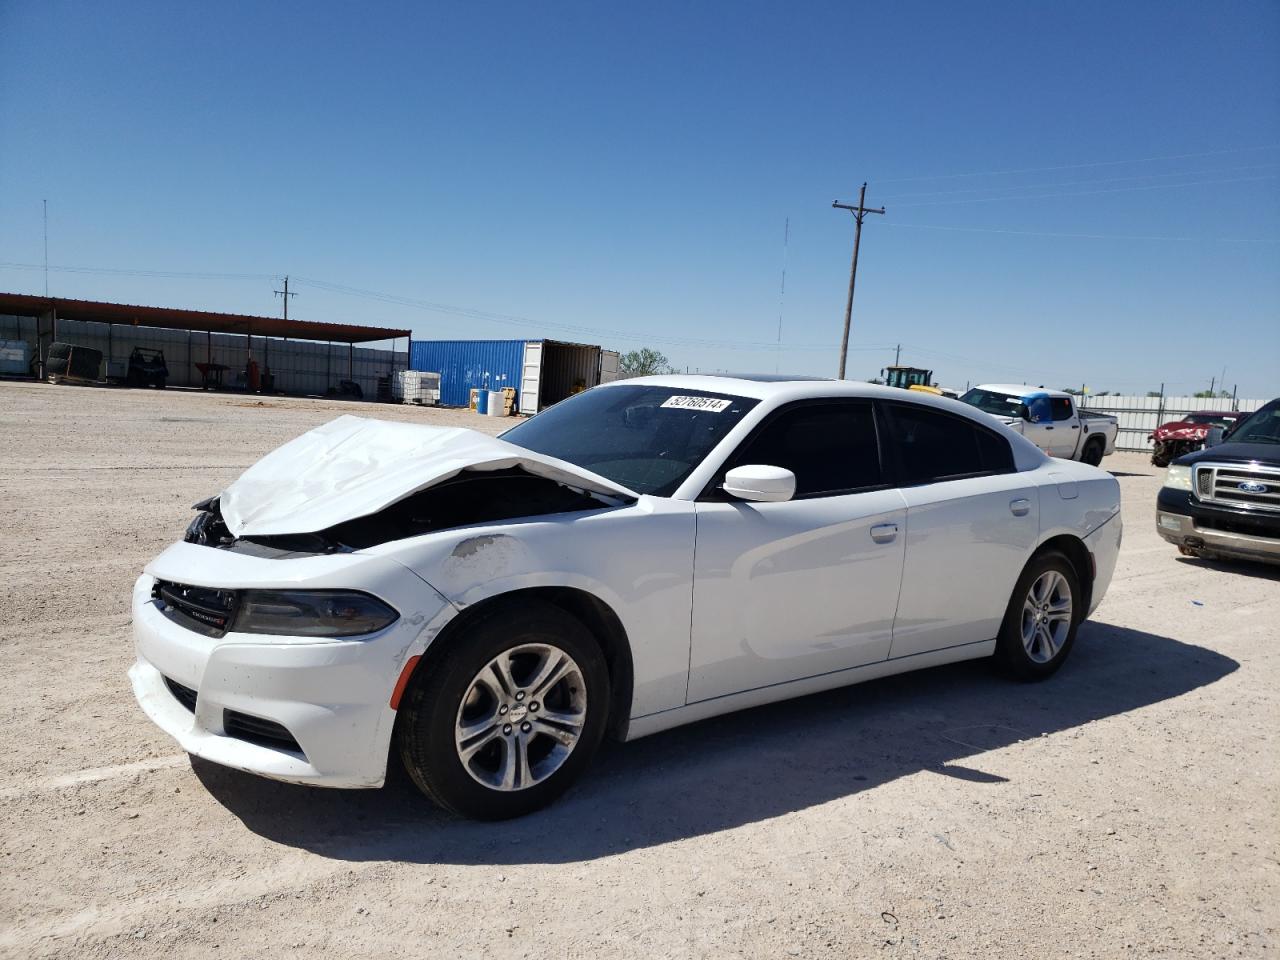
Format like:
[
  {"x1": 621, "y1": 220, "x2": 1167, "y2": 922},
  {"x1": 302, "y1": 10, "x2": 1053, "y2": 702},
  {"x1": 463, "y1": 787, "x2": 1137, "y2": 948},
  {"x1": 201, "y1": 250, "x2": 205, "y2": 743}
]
[
  {"x1": 0, "y1": 292, "x2": 410, "y2": 399},
  {"x1": 410, "y1": 339, "x2": 620, "y2": 412}
]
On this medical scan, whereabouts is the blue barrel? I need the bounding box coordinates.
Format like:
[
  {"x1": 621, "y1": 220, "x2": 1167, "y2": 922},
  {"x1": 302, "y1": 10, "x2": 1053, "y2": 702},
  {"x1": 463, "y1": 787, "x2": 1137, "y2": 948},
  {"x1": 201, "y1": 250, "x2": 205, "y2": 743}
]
[{"x1": 476, "y1": 389, "x2": 489, "y2": 415}]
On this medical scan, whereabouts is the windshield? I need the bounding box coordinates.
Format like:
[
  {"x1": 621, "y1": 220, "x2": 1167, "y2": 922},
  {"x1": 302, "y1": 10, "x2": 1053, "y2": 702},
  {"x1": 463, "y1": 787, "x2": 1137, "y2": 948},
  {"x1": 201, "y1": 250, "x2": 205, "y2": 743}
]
[
  {"x1": 1184, "y1": 413, "x2": 1236, "y2": 426},
  {"x1": 501, "y1": 385, "x2": 759, "y2": 495},
  {"x1": 959, "y1": 388, "x2": 1025, "y2": 419},
  {"x1": 1226, "y1": 402, "x2": 1280, "y2": 445}
]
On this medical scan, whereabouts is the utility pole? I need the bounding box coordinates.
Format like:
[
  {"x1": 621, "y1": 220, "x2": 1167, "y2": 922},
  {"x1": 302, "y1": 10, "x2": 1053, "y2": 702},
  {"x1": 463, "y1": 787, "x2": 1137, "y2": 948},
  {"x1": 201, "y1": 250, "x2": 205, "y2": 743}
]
[
  {"x1": 274, "y1": 275, "x2": 297, "y2": 320},
  {"x1": 42, "y1": 200, "x2": 48, "y2": 296},
  {"x1": 832, "y1": 184, "x2": 885, "y2": 379},
  {"x1": 894, "y1": 343, "x2": 901, "y2": 366}
]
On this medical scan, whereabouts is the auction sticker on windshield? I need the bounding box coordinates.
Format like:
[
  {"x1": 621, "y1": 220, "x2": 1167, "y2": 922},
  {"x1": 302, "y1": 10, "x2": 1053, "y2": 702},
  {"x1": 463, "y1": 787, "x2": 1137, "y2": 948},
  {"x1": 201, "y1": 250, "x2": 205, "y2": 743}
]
[{"x1": 661, "y1": 396, "x2": 733, "y2": 412}]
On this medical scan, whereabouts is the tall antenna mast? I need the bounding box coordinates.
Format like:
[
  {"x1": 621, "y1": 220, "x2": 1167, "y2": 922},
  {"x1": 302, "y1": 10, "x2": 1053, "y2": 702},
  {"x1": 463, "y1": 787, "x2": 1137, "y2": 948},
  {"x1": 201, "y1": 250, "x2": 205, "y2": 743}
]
[
  {"x1": 775, "y1": 217, "x2": 790, "y2": 374},
  {"x1": 42, "y1": 199, "x2": 48, "y2": 296}
]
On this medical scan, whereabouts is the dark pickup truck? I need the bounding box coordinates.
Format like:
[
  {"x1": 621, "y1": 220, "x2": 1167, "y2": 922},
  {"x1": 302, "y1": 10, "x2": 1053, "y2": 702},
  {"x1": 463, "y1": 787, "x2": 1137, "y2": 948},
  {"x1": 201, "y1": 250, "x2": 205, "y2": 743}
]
[{"x1": 1156, "y1": 397, "x2": 1280, "y2": 565}]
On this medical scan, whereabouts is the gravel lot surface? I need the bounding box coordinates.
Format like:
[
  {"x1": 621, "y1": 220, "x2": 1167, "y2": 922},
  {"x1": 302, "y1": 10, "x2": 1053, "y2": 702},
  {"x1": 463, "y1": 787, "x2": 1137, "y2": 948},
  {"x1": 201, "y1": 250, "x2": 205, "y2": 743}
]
[{"x1": 1, "y1": 380, "x2": 1276, "y2": 959}]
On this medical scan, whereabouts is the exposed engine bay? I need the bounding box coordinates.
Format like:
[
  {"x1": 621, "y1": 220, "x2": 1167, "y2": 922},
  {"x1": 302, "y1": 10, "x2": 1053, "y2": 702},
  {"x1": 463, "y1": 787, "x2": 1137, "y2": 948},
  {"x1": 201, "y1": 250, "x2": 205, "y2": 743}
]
[{"x1": 185, "y1": 468, "x2": 620, "y2": 557}]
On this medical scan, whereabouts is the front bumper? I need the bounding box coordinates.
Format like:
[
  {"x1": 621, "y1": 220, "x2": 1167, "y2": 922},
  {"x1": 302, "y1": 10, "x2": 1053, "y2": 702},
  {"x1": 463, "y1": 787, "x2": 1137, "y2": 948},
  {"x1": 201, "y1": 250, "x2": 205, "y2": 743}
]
[
  {"x1": 1155, "y1": 488, "x2": 1280, "y2": 564},
  {"x1": 130, "y1": 542, "x2": 455, "y2": 788}
]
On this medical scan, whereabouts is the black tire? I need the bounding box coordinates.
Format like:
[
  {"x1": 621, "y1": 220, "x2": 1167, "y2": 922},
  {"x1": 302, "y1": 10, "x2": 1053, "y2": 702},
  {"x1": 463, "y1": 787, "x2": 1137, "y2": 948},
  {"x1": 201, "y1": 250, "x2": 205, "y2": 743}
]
[
  {"x1": 995, "y1": 550, "x2": 1082, "y2": 680},
  {"x1": 397, "y1": 599, "x2": 610, "y2": 820},
  {"x1": 1081, "y1": 437, "x2": 1105, "y2": 467},
  {"x1": 1151, "y1": 447, "x2": 1171, "y2": 468},
  {"x1": 155, "y1": 377, "x2": 166, "y2": 390}
]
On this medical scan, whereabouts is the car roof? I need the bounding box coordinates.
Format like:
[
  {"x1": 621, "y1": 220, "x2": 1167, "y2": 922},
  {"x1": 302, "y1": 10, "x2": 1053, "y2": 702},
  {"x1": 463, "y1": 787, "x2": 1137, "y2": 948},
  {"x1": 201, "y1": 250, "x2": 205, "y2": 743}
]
[
  {"x1": 601, "y1": 373, "x2": 918, "y2": 401},
  {"x1": 596, "y1": 373, "x2": 1049, "y2": 483},
  {"x1": 971, "y1": 383, "x2": 1074, "y2": 399},
  {"x1": 599, "y1": 374, "x2": 1031, "y2": 415}
]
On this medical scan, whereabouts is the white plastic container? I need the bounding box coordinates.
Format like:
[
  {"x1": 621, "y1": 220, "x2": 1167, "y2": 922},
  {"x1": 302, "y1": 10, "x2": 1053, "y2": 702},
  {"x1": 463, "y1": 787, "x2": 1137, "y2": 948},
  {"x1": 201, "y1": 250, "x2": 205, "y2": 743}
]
[{"x1": 487, "y1": 390, "x2": 506, "y2": 417}]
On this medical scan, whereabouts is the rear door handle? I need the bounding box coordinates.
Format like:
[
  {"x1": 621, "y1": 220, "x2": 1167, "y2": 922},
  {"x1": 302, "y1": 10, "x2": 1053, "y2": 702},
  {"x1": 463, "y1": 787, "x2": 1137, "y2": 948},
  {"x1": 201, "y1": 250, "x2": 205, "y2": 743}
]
[
  {"x1": 870, "y1": 523, "x2": 898, "y2": 543},
  {"x1": 1010, "y1": 498, "x2": 1031, "y2": 517}
]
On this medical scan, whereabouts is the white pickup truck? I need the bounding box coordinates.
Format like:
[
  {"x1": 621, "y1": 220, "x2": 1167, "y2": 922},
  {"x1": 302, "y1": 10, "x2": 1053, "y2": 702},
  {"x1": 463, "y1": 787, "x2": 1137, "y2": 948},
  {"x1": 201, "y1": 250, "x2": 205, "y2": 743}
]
[{"x1": 960, "y1": 384, "x2": 1119, "y2": 465}]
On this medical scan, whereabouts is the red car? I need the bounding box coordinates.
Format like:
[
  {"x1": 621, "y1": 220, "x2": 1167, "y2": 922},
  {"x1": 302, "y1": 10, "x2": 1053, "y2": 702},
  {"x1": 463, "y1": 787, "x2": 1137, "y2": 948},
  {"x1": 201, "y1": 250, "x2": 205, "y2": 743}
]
[{"x1": 1149, "y1": 411, "x2": 1243, "y2": 466}]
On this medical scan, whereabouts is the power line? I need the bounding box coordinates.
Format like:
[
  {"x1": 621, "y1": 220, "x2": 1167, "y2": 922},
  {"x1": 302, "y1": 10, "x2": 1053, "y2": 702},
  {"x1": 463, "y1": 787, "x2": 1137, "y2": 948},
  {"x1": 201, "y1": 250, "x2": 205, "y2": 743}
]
[
  {"x1": 876, "y1": 143, "x2": 1280, "y2": 185},
  {"x1": 0, "y1": 260, "x2": 275, "y2": 281},
  {"x1": 0, "y1": 258, "x2": 877, "y2": 352},
  {"x1": 878, "y1": 162, "x2": 1280, "y2": 201},
  {"x1": 293, "y1": 275, "x2": 887, "y2": 352},
  {"x1": 881, "y1": 222, "x2": 1280, "y2": 244},
  {"x1": 890, "y1": 173, "x2": 1278, "y2": 208}
]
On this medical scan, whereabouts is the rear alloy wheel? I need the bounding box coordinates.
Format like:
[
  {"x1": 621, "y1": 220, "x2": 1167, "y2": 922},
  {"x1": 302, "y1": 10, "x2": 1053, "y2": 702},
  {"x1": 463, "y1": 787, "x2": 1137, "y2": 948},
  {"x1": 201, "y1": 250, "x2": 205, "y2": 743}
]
[
  {"x1": 996, "y1": 551, "x2": 1081, "y2": 679},
  {"x1": 397, "y1": 600, "x2": 609, "y2": 819}
]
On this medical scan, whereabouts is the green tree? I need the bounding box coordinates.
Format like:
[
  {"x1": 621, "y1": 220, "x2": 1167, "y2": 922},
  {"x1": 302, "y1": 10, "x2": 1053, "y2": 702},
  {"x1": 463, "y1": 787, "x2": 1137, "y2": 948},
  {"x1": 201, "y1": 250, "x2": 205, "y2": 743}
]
[{"x1": 619, "y1": 348, "x2": 674, "y2": 377}]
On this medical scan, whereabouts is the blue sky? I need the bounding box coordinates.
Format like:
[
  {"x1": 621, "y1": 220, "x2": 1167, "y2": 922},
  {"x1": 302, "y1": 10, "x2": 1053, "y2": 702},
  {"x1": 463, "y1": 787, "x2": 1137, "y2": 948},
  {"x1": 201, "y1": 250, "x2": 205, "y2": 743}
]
[{"x1": 2, "y1": 0, "x2": 1277, "y2": 396}]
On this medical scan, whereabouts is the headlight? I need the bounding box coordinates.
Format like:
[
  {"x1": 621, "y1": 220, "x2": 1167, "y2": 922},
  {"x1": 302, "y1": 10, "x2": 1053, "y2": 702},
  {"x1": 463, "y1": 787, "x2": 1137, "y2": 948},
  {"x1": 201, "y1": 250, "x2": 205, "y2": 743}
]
[
  {"x1": 1163, "y1": 464, "x2": 1193, "y2": 491},
  {"x1": 231, "y1": 590, "x2": 399, "y2": 637}
]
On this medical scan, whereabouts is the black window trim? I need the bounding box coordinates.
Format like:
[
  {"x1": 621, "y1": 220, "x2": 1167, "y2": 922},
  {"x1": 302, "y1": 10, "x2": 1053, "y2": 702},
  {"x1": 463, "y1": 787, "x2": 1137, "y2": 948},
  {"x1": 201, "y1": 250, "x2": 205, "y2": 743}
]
[
  {"x1": 698, "y1": 397, "x2": 895, "y2": 502},
  {"x1": 879, "y1": 399, "x2": 1017, "y2": 488}
]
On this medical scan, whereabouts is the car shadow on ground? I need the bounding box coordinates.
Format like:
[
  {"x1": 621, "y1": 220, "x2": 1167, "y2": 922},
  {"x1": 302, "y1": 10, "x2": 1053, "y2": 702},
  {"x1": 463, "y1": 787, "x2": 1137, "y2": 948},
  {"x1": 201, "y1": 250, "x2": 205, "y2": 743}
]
[
  {"x1": 194, "y1": 623, "x2": 1237, "y2": 865},
  {"x1": 1174, "y1": 556, "x2": 1280, "y2": 581}
]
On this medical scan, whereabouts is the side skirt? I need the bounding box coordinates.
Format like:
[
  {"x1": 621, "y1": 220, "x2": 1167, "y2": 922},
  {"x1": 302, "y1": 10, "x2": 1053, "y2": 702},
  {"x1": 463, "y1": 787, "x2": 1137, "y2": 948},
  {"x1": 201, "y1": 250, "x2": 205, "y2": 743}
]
[{"x1": 624, "y1": 639, "x2": 997, "y2": 741}]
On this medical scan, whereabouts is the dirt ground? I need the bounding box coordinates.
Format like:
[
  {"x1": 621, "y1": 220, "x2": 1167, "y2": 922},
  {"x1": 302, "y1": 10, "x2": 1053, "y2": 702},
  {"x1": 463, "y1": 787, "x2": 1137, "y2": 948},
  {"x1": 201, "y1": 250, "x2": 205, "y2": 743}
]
[{"x1": 0, "y1": 379, "x2": 1276, "y2": 959}]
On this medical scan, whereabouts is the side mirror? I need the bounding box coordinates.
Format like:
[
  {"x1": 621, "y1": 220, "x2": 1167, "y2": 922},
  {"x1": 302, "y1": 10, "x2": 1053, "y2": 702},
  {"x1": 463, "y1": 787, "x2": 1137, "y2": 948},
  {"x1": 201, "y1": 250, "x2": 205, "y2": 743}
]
[
  {"x1": 1205, "y1": 425, "x2": 1224, "y2": 448},
  {"x1": 723, "y1": 465, "x2": 796, "y2": 503}
]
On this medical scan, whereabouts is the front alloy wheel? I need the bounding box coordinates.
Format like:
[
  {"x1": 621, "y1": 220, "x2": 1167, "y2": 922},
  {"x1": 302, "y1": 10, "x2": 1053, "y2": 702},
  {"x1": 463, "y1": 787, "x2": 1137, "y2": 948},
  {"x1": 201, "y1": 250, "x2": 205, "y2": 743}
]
[
  {"x1": 398, "y1": 599, "x2": 609, "y2": 819},
  {"x1": 455, "y1": 643, "x2": 588, "y2": 791}
]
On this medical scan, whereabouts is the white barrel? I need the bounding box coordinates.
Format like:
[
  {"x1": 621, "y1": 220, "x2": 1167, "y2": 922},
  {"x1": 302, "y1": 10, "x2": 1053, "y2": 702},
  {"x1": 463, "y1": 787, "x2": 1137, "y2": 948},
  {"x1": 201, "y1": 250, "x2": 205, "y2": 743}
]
[{"x1": 487, "y1": 390, "x2": 506, "y2": 416}]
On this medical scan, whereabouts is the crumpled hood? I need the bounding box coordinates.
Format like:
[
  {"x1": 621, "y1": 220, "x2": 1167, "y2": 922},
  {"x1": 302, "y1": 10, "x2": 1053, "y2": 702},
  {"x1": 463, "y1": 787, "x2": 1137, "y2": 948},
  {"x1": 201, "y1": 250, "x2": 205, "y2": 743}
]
[{"x1": 219, "y1": 415, "x2": 637, "y2": 538}]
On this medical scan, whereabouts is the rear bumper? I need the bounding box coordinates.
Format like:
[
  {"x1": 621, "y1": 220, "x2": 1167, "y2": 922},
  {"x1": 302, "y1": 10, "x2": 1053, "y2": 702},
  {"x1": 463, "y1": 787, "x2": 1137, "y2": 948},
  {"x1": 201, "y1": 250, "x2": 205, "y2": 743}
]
[{"x1": 1155, "y1": 488, "x2": 1280, "y2": 564}]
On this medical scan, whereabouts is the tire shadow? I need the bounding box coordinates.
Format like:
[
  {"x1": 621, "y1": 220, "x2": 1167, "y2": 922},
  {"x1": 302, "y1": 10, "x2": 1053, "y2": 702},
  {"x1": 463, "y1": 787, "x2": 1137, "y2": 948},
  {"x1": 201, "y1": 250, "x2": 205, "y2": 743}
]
[{"x1": 193, "y1": 622, "x2": 1237, "y2": 864}]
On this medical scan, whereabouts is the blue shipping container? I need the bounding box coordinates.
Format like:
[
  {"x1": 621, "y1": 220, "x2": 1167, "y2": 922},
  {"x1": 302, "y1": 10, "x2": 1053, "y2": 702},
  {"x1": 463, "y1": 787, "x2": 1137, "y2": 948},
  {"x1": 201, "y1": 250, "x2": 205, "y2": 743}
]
[{"x1": 409, "y1": 339, "x2": 528, "y2": 407}]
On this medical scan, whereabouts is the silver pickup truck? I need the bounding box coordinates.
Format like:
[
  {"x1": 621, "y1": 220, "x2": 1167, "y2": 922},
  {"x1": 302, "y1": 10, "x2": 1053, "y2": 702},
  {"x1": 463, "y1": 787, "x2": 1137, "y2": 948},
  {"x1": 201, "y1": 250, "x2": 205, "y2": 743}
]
[{"x1": 960, "y1": 384, "x2": 1119, "y2": 465}]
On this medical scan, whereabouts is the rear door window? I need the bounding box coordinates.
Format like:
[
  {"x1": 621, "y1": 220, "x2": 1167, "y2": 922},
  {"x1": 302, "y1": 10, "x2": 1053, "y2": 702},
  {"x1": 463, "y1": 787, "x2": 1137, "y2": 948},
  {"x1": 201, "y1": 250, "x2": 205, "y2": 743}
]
[
  {"x1": 885, "y1": 402, "x2": 1015, "y2": 485},
  {"x1": 1050, "y1": 398, "x2": 1074, "y2": 421}
]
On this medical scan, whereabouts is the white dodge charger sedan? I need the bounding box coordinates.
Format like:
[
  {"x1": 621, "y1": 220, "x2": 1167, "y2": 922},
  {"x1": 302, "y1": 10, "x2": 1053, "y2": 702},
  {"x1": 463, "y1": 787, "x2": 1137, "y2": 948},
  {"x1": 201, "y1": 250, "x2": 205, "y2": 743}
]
[{"x1": 130, "y1": 375, "x2": 1121, "y2": 819}]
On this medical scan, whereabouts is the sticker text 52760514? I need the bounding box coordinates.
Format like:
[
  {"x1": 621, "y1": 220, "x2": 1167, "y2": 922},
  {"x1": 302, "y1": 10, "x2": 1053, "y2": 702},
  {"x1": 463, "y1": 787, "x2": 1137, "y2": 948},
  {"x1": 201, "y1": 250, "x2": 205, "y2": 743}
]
[{"x1": 660, "y1": 395, "x2": 733, "y2": 413}]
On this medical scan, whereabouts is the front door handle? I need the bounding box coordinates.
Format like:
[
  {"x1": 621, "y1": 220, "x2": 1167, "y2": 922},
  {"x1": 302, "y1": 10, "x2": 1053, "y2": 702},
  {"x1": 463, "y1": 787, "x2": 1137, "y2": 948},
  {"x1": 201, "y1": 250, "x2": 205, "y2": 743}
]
[
  {"x1": 1010, "y1": 498, "x2": 1031, "y2": 517},
  {"x1": 870, "y1": 522, "x2": 898, "y2": 543}
]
